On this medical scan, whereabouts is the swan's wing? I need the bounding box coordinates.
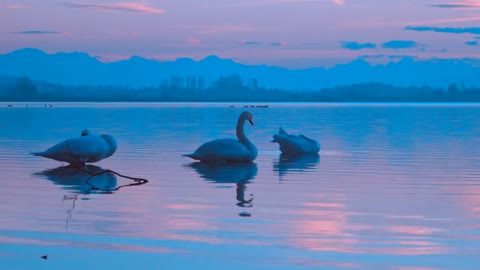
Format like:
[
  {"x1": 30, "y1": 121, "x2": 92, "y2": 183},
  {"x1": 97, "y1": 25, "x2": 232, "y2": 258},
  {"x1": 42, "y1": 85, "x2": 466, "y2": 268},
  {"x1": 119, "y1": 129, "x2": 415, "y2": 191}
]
[
  {"x1": 299, "y1": 135, "x2": 321, "y2": 151},
  {"x1": 273, "y1": 134, "x2": 301, "y2": 144},
  {"x1": 32, "y1": 135, "x2": 109, "y2": 164},
  {"x1": 299, "y1": 134, "x2": 317, "y2": 144},
  {"x1": 273, "y1": 134, "x2": 320, "y2": 154},
  {"x1": 193, "y1": 139, "x2": 251, "y2": 160},
  {"x1": 67, "y1": 136, "x2": 110, "y2": 162},
  {"x1": 32, "y1": 140, "x2": 75, "y2": 162},
  {"x1": 197, "y1": 139, "x2": 250, "y2": 154}
]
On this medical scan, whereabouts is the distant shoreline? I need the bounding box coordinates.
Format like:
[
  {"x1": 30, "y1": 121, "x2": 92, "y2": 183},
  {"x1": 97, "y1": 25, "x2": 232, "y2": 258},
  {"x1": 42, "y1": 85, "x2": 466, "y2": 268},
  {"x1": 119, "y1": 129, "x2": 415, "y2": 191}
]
[
  {"x1": 2, "y1": 75, "x2": 480, "y2": 103},
  {"x1": 3, "y1": 101, "x2": 480, "y2": 107}
]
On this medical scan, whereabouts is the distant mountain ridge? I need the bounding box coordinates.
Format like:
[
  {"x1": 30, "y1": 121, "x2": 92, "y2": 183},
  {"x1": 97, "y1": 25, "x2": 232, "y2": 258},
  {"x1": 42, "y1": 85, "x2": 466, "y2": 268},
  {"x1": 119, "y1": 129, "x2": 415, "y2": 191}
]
[{"x1": 0, "y1": 48, "x2": 479, "y2": 90}]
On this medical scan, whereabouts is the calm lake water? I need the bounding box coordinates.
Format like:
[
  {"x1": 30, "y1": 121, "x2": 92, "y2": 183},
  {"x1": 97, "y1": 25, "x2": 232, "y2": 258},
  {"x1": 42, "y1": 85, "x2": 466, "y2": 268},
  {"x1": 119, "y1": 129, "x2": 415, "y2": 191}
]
[{"x1": 1, "y1": 102, "x2": 480, "y2": 270}]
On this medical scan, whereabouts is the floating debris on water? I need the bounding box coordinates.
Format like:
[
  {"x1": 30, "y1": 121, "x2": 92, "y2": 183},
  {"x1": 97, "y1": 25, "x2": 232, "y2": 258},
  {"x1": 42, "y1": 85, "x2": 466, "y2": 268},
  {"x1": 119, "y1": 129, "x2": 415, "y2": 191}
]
[{"x1": 242, "y1": 105, "x2": 269, "y2": 108}]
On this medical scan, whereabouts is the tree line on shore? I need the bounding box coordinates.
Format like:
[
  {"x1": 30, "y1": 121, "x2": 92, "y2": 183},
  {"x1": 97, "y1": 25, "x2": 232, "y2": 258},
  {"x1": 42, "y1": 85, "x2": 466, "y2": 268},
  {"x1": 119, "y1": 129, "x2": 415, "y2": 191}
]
[{"x1": 0, "y1": 75, "x2": 478, "y2": 102}]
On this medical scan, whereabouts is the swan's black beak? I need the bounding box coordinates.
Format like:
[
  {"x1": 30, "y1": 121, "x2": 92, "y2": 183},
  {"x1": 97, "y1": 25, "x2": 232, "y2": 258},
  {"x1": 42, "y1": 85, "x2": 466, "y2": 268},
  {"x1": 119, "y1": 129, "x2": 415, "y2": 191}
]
[{"x1": 248, "y1": 119, "x2": 254, "y2": 126}]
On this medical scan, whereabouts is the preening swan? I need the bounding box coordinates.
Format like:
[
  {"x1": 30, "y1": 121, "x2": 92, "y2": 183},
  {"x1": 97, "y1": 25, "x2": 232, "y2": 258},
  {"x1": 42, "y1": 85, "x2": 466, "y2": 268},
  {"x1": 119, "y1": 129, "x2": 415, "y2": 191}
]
[
  {"x1": 183, "y1": 111, "x2": 258, "y2": 163},
  {"x1": 272, "y1": 127, "x2": 320, "y2": 156},
  {"x1": 31, "y1": 129, "x2": 117, "y2": 166}
]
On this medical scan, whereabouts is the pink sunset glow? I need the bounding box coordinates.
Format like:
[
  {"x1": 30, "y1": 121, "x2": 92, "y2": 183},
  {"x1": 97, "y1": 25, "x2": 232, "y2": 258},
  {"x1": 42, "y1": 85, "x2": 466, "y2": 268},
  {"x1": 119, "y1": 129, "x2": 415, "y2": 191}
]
[{"x1": 2, "y1": 0, "x2": 480, "y2": 67}]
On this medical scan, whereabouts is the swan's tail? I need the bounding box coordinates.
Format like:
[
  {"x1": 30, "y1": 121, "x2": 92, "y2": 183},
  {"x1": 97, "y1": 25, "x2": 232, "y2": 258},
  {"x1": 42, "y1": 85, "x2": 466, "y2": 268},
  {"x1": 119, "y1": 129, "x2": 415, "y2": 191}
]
[{"x1": 182, "y1": 153, "x2": 200, "y2": 160}]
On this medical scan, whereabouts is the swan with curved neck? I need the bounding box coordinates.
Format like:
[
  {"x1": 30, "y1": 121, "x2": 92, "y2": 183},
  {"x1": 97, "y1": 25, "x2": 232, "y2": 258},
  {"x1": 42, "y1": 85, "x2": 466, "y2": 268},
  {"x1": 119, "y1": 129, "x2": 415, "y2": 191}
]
[
  {"x1": 183, "y1": 111, "x2": 258, "y2": 163},
  {"x1": 272, "y1": 127, "x2": 320, "y2": 156},
  {"x1": 31, "y1": 129, "x2": 118, "y2": 166}
]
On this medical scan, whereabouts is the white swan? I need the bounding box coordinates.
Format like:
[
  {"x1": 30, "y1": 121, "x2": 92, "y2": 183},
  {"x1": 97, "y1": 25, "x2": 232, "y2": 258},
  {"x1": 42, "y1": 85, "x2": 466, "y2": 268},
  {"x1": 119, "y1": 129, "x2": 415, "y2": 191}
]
[
  {"x1": 183, "y1": 111, "x2": 258, "y2": 163},
  {"x1": 272, "y1": 127, "x2": 320, "y2": 156},
  {"x1": 31, "y1": 129, "x2": 117, "y2": 166}
]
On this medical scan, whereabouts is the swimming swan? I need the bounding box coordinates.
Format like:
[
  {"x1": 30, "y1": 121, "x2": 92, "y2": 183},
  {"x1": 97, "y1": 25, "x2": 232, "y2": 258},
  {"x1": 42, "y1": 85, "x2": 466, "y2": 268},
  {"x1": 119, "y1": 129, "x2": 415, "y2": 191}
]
[
  {"x1": 31, "y1": 129, "x2": 117, "y2": 166},
  {"x1": 272, "y1": 127, "x2": 320, "y2": 156},
  {"x1": 183, "y1": 111, "x2": 258, "y2": 163}
]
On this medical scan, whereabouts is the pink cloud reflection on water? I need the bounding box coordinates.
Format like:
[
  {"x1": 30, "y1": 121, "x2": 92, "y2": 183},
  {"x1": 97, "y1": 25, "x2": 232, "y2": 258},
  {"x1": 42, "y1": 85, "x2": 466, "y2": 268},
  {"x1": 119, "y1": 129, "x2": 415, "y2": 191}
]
[
  {"x1": 388, "y1": 225, "x2": 444, "y2": 236},
  {"x1": 285, "y1": 258, "x2": 360, "y2": 268},
  {"x1": 0, "y1": 236, "x2": 178, "y2": 254},
  {"x1": 2, "y1": 106, "x2": 480, "y2": 270},
  {"x1": 394, "y1": 267, "x2": 440, "y2": 270},
  {"x1": 277, "y1": 188, "x2": 451, "y2": 256}
]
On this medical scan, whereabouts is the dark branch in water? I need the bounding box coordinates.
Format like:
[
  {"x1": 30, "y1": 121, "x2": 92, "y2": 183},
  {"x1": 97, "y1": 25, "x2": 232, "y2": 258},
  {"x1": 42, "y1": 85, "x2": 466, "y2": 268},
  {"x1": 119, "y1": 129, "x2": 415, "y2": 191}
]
[
  {"x1": 81, "y1": 168, "x2": 149, "y2": 192},
  {"x1": 62, "y1": 166, "x2": 149, "y2": 229}
]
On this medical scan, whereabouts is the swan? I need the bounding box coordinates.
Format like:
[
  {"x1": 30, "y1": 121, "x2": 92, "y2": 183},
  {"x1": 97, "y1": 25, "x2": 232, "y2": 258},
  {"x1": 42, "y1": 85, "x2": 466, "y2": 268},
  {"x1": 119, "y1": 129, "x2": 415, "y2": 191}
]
[
  {"x1": 183, "y1": 111, "x2": 258, "y2": 163},
  {"x1": 272, "y1": 127, "x2": 320, "y2": 156},
  {"x1": 31, "y1": 129, "x2": 117, "y2": 166}
]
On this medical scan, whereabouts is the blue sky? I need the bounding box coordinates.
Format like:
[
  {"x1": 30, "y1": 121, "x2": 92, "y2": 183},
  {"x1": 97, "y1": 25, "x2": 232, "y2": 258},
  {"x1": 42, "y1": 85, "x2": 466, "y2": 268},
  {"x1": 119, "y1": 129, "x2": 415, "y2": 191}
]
[{"x1": 1, "y1": 0, "x2": 480, "y2": 67}]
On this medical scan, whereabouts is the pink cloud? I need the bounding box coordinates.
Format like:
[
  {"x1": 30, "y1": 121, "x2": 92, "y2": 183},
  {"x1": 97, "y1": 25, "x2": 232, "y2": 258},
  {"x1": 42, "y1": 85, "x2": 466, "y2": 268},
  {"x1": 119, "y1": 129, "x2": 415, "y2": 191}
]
[
  {"x1": 64, "y1": 2, "x2": 164, "y2": 14},
  {"x1": 186, "y1": 38, "x2": 201, "y2": 45},
  {"x1": 236, "y1": 0, "x2": 346, "y2": 6},
  {"x1": 6, "y1": 4, "x2": 26, "y2": 9},
  {"x1": 196, "y1": 25, "x2": 261, "y2": 34},
  {"x1": 339, "y1": 15, "x2": 480, "y2": 29}
]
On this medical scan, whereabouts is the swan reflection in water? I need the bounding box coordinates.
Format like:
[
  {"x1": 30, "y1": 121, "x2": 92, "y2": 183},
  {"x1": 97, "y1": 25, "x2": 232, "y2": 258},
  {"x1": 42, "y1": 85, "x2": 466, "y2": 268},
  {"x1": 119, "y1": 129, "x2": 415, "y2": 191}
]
[
  {"x1": 34, "y1": 165, "x2": 117, "y2": 194},
  {"x1": 34, "y1": 165, "x2": 116, "y2": 228},
  {"x1": 186, "y1": 162, "x2": 258, "y2": 208},
  {"x1": 34, "y1": 165, "x2": 149, "y2": 228},
  {"x1": 273, "y1": 153, "x2": 320, "y2": 181}
]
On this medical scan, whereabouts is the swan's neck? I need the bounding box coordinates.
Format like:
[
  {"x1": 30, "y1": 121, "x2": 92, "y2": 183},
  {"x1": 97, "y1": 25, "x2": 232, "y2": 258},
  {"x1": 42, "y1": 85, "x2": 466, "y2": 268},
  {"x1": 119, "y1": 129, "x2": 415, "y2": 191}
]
[
  {"x1": 236, "y1": 118, "x2": 249, "y2": 144},
  {"x1": 236, "y1": 118, "x2": 256, "y2": 153}
]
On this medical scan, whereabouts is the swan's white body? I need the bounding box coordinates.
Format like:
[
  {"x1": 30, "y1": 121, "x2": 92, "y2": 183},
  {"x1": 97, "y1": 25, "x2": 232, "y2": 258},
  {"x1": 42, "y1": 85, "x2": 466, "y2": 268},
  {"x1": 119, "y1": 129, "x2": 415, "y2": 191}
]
[
  {"x1": 272, "y1": 128, "x2": 320, "y2": 156},
  {"x1": 31, "y1": 130, "x2": 117, "y2": 165},
  {"x1": 183, "y1": 111, "x2": 258, "y2": 163}
]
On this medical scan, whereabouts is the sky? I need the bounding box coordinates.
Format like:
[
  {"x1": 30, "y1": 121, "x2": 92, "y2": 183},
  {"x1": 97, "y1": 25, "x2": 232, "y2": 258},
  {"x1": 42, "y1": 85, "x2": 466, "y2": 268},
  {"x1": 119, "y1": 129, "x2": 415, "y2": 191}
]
[{"x1": 1, "y1": 0, "x2": 480, "y2": 68}]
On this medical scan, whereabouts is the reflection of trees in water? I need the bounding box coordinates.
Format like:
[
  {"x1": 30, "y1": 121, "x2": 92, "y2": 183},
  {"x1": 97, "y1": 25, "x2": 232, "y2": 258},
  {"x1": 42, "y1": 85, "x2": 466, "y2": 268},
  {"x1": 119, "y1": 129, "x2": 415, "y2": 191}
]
[
  {"x1": 34, "y1": 165, "x2": 149, "y2": 229},
  {"x1": 186, "y1": 162, "x2": 257, "y2": 209}
]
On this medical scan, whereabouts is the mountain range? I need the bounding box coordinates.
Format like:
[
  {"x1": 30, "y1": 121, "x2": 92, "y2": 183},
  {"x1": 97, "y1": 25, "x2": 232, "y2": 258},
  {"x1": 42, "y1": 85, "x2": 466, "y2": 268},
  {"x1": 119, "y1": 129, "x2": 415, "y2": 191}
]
[{"x1": 0, "y1": 48, "x2": 479, "y2": 90}]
